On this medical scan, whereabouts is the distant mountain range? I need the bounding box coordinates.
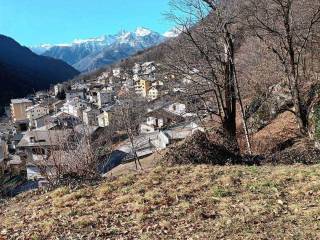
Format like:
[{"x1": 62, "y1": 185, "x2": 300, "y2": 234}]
[
  {"x1": 0, "y1": 34, "x2": 79, "y2": 114},
  {"x1": 30, "y1": 27, "x2": 179, "y2": 72}
]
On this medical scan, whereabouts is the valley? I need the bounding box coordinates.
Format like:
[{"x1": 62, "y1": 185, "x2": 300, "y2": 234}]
[{"x1": 1, "y1": 0, "x2": 320, "y2": 239}]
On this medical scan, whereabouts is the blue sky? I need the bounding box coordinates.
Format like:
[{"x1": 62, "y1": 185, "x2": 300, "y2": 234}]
[{"x1": 0, "y1": 0, "x2": 173, "y2": 46}]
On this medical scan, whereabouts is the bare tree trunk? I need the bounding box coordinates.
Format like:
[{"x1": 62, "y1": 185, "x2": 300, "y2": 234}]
[
  {"x1": 223, "y1": 26, "x2": 239, "y2": 150},
  {"x1": 127, "y1": 129, "x2": 142, "y2": 170},
  {"x1": 290, "y1": 72, "x2": 308, "y2": 134},
  {"x1": 234, "y1": 65, "x2": 253, "y2": 155},
  {"x1": 285, "y1": 4, "x2": 308, "y2": 134}
]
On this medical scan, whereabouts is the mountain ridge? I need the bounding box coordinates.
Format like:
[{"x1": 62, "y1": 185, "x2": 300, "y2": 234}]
[
  {"x1": 31, "y1": 27, "x2": 177, "y2": 72},
  {"x1": 0, "y1": 34, "x2": 79, "y2": 113}
]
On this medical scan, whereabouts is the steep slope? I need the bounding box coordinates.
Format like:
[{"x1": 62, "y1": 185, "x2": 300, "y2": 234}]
[
  {"x1": 0, "y1": 34, "x2": 79, "y2": 113},
  {"x1": 1, "y1": 164, "x2": 320, "y2": 239},
  {"x1": 41, "y1": 27, "x2": 166, "y2": 72}
]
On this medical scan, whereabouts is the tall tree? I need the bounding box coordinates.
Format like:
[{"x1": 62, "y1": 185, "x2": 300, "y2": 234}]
[
  {"x1": 244, "y1": 0, "x2": 320, "y2": 134},
  {"x1": 166, "y1": 0, "x2": 251, "y2": 152}
]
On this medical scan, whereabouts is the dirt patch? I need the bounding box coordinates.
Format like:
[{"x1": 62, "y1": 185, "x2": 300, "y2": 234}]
[
  {"x1": 249, "y1": 111, "x2": 299, "y2": 154},
  {"x1": 163, "y1": 131, "x2": 241, "y2": 165}
]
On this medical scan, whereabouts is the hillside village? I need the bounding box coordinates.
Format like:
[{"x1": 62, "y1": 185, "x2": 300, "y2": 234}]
[
  {"x1": 2, "y1": 0, "x2": 320, "y2": 238},
  {"x1": 0, "y1": 60, "x2": 205, "y2": 195}
]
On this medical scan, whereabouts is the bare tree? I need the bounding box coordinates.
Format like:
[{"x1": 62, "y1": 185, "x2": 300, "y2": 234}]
[
  {"x1": 29, "y1": 127, "x2": 104, "y2": 187},
  {"x1": 165, "y1": 0, "x2": 252, "y2": 153},
  {"x1": 115, "y1": 91, "x2": 147, "y2": 170},
  {"x1": 243, "y1": 0, "x2": 320, "y2": 134}
]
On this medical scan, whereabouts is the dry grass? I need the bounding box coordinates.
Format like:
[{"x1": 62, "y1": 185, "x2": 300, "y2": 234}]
[{"x1": 2, "y1": 164, "x2": 320, "y2": 239}]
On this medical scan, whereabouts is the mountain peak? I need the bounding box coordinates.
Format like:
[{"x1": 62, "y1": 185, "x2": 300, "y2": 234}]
[
  {"x1": 135, "y1": 27, "x2": 152, "y2": 37},
  {"x1": 72, "y1": 35, "x2": 108, "y2": 44},
  {"x1": 163, "y1": 27, "x2": 181, "y2": 38}
]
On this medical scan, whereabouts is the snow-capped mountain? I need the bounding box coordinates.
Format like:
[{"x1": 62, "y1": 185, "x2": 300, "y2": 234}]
[
  {"x1": 31, "y1": 27, "x2": 167, "y2": 72},
  {"x1": 30, "y1": 35, "x2": 117, "y2": 55},
  {"x1": 163, "y1": 27, "x2": 182, "y2": 38},
  {"x1": 30, "y1": 44, "x2": 53, "y2": 54},
  {"x1": 73, "y1": 28, "x2": 166, "y2": 72},
  {"x1": 41, "y1": 35, "x2": 117, "y2": 66}
]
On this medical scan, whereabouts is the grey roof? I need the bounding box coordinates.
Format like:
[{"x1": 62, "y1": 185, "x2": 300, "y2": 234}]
[
  {"x1": 74, "y1": 124, "x2": 99, "y2": 136},
  {"x1": 11, "y1": 98, "x2": 32, "y2": 104},
  {"x1": 17, "y1": 130, "x2": 72, "y2": 148},
  {"x1": 12, "y1": 133, "x2": 24, "y2": 142}
]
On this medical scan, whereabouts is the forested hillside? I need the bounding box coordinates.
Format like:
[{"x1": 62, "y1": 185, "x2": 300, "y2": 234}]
[{"x1": 0, "y1": 35, "x2": 79, "y2": 114}]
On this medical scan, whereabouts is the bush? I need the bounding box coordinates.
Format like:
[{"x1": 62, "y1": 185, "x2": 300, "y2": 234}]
[{"x1": 163, "y1": 131, "x2": 241, "y2": 165}]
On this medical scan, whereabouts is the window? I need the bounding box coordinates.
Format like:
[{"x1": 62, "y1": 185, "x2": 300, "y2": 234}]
[{"x1": 32, "y1": 147, "x2": 45, "y2": 155}]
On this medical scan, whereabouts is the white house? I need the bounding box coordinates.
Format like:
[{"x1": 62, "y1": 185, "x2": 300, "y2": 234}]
[
  {"x1": 26, "y1": 104, "x2": 50, "y2": 129},
  {"x1": 140, "y1": 116, "x2": 165, "y2": 133},
  {"x1": 165, "y1": 103, "x2": 186, "y2": 116},
  {"x1": 148, "y1": 86, "x2": 159, "y2": 100},
  {"x1": 113, "y1": 68, "x2": 121, "y2": 77},
  {"x1": 71, "y1": 83, "x2": 87, "y2": 91},
  {"x1": 133, "y1": 63, "x2": 141, "y2": 74},
  {"x1": 147, "y1": 116, "x2": 164, "y2": 128},
  {"x1": 54, "y1": 83, "x2": 65, "y2": 96},
  {"x1": 152, "y1": 80, "x2": 164, "y2": 87},
  {"x1": 141, "y1": 62, "x2": 156, "y2": 75},
  {"x1": 140, "y1": 108, "x2": 185, "y2": 134},
  {"x1": 61, "y1": 99, "x2": 88, "y2": 119}
]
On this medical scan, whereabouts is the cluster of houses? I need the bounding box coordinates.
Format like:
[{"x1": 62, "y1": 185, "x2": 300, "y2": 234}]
[{"x1": 0, "y1": 61, "x2": 203, "y2": 185}]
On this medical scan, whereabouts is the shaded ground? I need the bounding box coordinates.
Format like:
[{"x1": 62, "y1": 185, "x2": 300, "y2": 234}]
[
  {"x1": 105, "y1": 152, "x2": 163, "y2": 177},
  {"x1": 2, "y1": 164, "x2": 320, "y2": 239}
]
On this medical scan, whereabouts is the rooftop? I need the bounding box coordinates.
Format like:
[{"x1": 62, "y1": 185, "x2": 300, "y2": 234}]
[
  {"x1": 17, "y1": 130, "x2": 72, "y2": 148},
  {"x1": 11, "y1": 99, "x2": 32, "y2": 104}
]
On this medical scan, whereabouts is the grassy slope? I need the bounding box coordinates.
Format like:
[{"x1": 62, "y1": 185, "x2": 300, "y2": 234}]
[{"x1": 2, "y1": 164, "x2": 320, "y2": 239}]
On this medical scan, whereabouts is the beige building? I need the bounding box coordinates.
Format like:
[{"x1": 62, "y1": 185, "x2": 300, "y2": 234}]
[
  {"x1": 97, "y1": 111, "x2": 111, "y2": 127},
  {"x1": 10, "y1": 99, "x2": 33, "y2": 123},
  {"x1": 135, "y1": 79, "x2": 152, "y2": 97}
]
